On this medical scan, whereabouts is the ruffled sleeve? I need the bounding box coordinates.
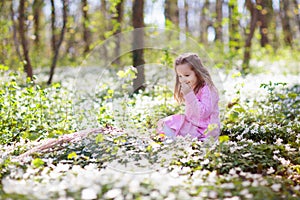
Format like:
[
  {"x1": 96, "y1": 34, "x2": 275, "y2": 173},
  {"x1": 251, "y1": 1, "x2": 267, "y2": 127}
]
[{"x1": 183, "y1": 85, "x2": 213, "y2": 127}]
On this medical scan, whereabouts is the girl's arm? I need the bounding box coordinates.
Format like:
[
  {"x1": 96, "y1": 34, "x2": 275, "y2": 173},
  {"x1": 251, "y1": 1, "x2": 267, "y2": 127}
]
[{"x1": 183, "y1": 85, "x2": 213, "y2": 126}]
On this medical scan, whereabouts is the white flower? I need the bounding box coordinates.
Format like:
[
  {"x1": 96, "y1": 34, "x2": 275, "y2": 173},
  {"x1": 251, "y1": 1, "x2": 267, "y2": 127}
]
[
  {"x1": 208, "y1": 191, "x2": 218, "y2": 198},
  {"x1": 230, "y1": 146, "x2": 236, "y2": 153},
  {"x1": 284, "y1": 144, "x2": 295, "y2": 152},
  {"x1": 128, "y1": 180, "x2": 140, "y2": 193},
  {"x1": 201, "y1": 159, "x2": 209, "y2": 165},
  {"x1": 275, "y1": 138, "x2": 283, "y2": 145},
  {"x1": 103, "y1": 188, "x2": 122, "y2": 199},
  {"x1": 236, "y1": 135, "x2": 243, "y2": 140},
  {"x1": 180, "y1": 167, "x2": 191, "y2": 174},
  {"x1": 245, "y1": 193, "x2": 253, "y2": 199},
  {"x1": 260, "y1": 180, "x2": 268, "y2": 186},
  {"x1": 240, "y1": 189, "x2": 249, "y2": 196},
  {"x1": 252, "y1": 180, "x2": 259, "y2": 187},
  {"x1": 242, "y1": 181, "x2": 251, "y2": 187},
  {"x1": 271, "y1": 183, "x2": 281, "y2": 192},
  {"x1": 273, "y1": 150, "x2": 280, "y2": 154},
  {"x1": 224, "y1": 196, "x2": 240, "y2": 200},
  {"x1": 150, "y1": 191, "x2": 161, "y2": 199},
  {"x1": 229, "y1": 168, "x2": 236, "y2": 175},
  {"x1": 54, "y1": 164, "x2": 70, "y2": 172},
  {"x1": 242, "y1": 153, "x2": 251, "y2": 158},
  {"x1": 177, "y1": 189, "x2": 190, "y2": 199},
  {"x1": 221, "y1": 183, "x2": 235, "y2": 189},
  {"x1": 166, "y1": 193, "x2": 176, "y2": 200},
  {"x1": 278, "y1": 157, "x2": 290, "y2": 166},
  {"x1": 224, "y1": 192, "x2": 232, "y2": 197},
  {"x1": 207, "y1": 171, "x2": 217, "y2": 183},
  {"x1": 81, "y1": 188, "x2": 98, "y2": 200},
  {"x1": 267, "y1": 167, "x2": 275, "y2": 174}
]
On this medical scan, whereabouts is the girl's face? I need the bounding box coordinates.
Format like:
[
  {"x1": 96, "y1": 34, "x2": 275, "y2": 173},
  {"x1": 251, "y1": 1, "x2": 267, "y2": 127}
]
[{"x1": 176, "y1": 63, "x2": 198, "y2": 90}]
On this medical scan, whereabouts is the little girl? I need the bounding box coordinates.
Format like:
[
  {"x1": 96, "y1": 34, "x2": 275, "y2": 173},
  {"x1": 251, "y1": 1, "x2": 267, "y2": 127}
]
[{"x1": 157, "y1": 53, "x2": 220, "y2": 141}]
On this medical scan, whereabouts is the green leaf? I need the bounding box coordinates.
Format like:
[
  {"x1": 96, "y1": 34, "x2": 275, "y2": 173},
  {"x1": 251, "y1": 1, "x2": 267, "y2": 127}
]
[
  {"x1": 288, "y1": 92, "x2": 297, "y2": 99},
  {"x1": 31, "y1": 158, "x2": 45, "y2": 168},
  {"x1": 95, "y1": 134, "x2": 104, "y2": 143},
  {"x1": 117, "y1": 70, "x2": 126, "y2": 78}
]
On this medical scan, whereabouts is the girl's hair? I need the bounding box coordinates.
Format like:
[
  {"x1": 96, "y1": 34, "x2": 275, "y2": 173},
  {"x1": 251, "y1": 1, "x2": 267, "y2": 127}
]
[{"x1": 174, "y1": 53, "x2": 217, "y2": 103}]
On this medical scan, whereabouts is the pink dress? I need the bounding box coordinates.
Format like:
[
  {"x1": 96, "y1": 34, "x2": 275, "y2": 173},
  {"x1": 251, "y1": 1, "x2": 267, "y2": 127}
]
[{"x1": 157, "y1": 84, "x2": 220, "y2": 141}]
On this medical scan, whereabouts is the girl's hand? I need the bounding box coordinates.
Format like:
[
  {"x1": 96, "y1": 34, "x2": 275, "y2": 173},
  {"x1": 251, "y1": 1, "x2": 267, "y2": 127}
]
[{"x1": 180, "y1": 82, "x2": 192, "y2": 95}]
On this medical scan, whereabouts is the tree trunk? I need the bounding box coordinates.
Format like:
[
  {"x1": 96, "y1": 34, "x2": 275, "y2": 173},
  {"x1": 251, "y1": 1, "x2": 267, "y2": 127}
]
[
  {"x1": 50, "y1": 0, "x2": 56, "y2": 53},
  {"x1": 265, "y1": 0, "x2": 276, "y2": 48},
  {"x1": 10, "y1": 1, "x2": 22, "y2": 61},
  {"x1": 280, "y1": 1, "x2": 293, "y2": 47},
  {"x1": 293, "y1": 0, "x2": 300, "y2": 33},
  {"x1": 256, "y1": 0, "x2": 271, "y2": 47},
  {"x1": 47, "y1": 0, "x2": 68, "y2": 85},
  {"x1": 113, "y1": 0, "x2": 124, "y2": 66},
  {"x1": 164, "y1": 0, "x2": 179, "y2": 27},
  {"x1": 185, "y1": 0, "x2": 189, "y2": 33},
  {"x1": 19, "y1": 0, "x2": 34, "y2": 80},
  {"x1": 215, "y1": 0, "x2": 223, "y2": 42},
  {"x1": 242, "y1": 0, "x2": 258, "y2": 73},
  {"x1": 82, "y1": 0, "x2": 91, "y2": 54},
  {"x1": 101, "y1": 0, "x2": 107, "y2": 21},
  {"x1": 100, "y1": 0, "x2": 108, "y2": 60},
  {"x1": 63, "y1": 7, "x2": 79, "y2": 61},
  {"x1": 200, "y1": 0, "x2": 210, "y2": 44},
  {"x1": 33, "y1": 0, "x2": 43, "y2": 48},
  {"x1": 228, "y1": 0, "x2": 240, "y2": 50},
  {"x1": 132, "y1": 0, "x2": 145, "y2": 92},
  {"x1": 0, "y1": 1, "x2": 4, "y2": 11}
]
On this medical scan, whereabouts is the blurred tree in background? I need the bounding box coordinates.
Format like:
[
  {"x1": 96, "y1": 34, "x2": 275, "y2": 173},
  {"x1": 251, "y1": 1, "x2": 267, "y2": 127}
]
[{"x1": 0, "y1": 0, "x2": 299, "y2": 83}]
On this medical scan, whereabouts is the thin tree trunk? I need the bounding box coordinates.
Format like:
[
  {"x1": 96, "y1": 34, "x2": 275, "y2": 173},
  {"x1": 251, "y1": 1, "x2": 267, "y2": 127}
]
[
  {"x1": 63, "y1": 8, "x2": 77, "y2": 61},
  {"x1": 82, "y1": 0, "x2": 91, "y2": 54},
  {"x1": 264, "y1": 0, "x2": 275, "y2": 48},
  {"x1": 293, "y1": 0, "x2": 300, "y2": 33},
  {"x1": 132, "y1": 0, "x2": 145, "y2": 92},
  {"x1": 113, "y1": 0, "x2": 124, "y2": 66},
  {"x1": 33, "y1": 0, "x2": 43, "y2": 48},
  {"x1": 215, "y1": 0, "x2": 223, "y2": 42},
  {"x1": 0, "y1": 2, "x2": 9, "y2": 64},
  {"x1": 272, "y1": 10, "x2": 280, "y2": 51},
  {"x1": 256, "y1": 0, "x2": 270, "y2": 47},
  {"x1": 10, "y1": 1, "x2": 22, "y2": 61},
  {"x1": 0, "y1": 1, "x2": 4, "y2": 11},
  {"x1": 280, "y1": 1, "x2": 293, "y2": 47},
  {"x1": 185, "y1": 0, "x2": 189, "y2": 33},
  {"x1": 228, "y1": 0, "x2": 240, "y2": 50},
  {"x1": 50, "y1": 0, "x2": 56, "y2": 53},
  {"x1": 47, "y1": 0, "x2": 68, "y2": 85},
  {"x1": 100, "y1": 0, "x2": 108, "y2": 60},
  {"x1": 164, "y1": 0, "x2": 179, "y2": 27},
  {"x1": 242, "y1": 0, "x2": 258, "y2": 73},
  {"x1": 19, "y1": 0, "x2": 34, "y2": 80},
  {"x1": 200, "y1": 0, "x2": 210, "y2": 44}
]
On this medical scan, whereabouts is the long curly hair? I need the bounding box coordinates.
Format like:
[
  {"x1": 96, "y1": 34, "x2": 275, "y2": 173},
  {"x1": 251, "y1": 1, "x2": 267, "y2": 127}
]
[{"x1": 174, "y1": 53, "x2": 217, "y2": 103}]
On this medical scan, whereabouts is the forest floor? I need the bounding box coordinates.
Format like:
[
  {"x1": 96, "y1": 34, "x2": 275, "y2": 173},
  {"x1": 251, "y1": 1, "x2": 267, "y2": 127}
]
[{"x1": 1, "y1": 61, "x2": 300, "y2": 199}]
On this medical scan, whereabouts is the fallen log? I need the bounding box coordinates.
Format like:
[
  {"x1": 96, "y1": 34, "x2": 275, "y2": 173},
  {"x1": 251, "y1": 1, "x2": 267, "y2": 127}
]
[{"x1": 16, "y1": 127, "x2": 105, "y2": 161}]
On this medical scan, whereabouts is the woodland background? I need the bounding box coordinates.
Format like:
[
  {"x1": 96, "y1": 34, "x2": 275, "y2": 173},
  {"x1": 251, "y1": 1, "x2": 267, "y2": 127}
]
[
  {"x1": 0, "y1": 0, "x2": 300, "y2": 199},
  {"x1": 1, "y1": 0, "x2": 299, "y2": 85}
]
